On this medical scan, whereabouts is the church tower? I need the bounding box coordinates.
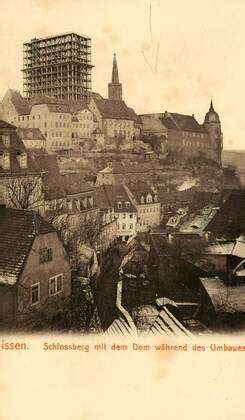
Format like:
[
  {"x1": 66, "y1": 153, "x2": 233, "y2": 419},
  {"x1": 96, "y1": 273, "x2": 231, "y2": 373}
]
[
  {"x1": 108, "y1": 54, "x2": 122, "y2": 100},
  {"x1": 204, "y1": 99, "x2": 223, "y2": 166}
]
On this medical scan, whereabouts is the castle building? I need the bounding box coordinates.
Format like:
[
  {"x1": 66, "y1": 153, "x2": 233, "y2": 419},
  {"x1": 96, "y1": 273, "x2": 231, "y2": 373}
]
[
  {"x1": 22, "y1": 32, "x2": 93, "y2": 101},
  {"x1": 88, "y1": 54, "x2": 140, "y2": 141},
  {"x1": 140, "y1": 100, "x2": 223, "y2": 165}
]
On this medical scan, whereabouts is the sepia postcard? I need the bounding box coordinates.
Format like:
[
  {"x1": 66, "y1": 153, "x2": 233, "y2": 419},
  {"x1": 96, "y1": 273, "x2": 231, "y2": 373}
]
[{"x1": 0, "y1": 0, "x2": 244, "y2": 419}]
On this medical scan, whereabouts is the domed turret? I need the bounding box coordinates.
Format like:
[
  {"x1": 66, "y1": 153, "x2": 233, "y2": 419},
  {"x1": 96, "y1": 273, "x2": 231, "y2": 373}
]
[
  {"x1": 204, "y1": 99, "x2": 223, "y2": 166},
  {"x1": 204, "y1": 99, "x2": 220, "y2": 124}
]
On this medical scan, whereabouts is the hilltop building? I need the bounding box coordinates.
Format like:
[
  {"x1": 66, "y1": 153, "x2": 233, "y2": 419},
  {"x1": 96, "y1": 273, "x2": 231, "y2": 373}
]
[
  {"x1": 140, "y1": 100, "x2": 223, "y2": 165},
  {"x1": 22, "y1": 32, "x2": 93, "y2": 101},
  {"x1": 88, "y1": 54, "x2": 141, "y2": 142}
]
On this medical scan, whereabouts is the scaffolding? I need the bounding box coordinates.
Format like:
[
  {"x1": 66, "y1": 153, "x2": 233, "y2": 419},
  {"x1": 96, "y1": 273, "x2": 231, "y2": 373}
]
[{"x1": 22, "y1": 32, "x2": 93, "y2": 101}]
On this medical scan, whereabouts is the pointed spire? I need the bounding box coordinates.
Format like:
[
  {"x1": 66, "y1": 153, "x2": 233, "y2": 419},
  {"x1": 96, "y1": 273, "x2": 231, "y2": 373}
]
[
  {"x1": 209, "y1": 98, "x2": 214, "y2": 112},
  {"x1": 111, "y1": 53, "x2": 119, "y2": 84},
  {"x1": 108, "y1": 53, "x2": 122, "y2": 100}
]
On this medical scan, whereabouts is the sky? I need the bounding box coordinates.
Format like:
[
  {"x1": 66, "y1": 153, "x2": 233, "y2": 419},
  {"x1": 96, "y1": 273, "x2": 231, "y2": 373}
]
[{"x1": 1, "y1": 0, "x2": 245, "y2": 150}]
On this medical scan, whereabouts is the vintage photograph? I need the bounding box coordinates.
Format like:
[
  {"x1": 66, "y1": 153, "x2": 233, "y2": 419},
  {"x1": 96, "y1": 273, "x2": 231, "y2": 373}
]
[{"x1": 0, "y1": 0, "x2": 245, "y2": 338}]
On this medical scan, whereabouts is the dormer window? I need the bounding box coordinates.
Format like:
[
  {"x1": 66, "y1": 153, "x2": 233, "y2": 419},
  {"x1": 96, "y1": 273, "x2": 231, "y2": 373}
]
[
  {"x1": 2, "y1": 134, "x2": 10, "y2": 147},
  {"x1": 141, "y1": 195, "x2": 145, "y2": 204},
  {"x1": 82, "y1": 197, "x2": 87, "y2": 208},
  {"x1": 125, "y1": 201, "x2": 130, "y2": 209},
  {"x1": 19, "y1": 152, "x2": 27, "y2": 169},
  {"x1": 154, "y1": 194, "x2": 158, "y2": 203},
  {"x1": 146, "y1": 194, "x2": 153, "y2": 204},
  {"x1": 89, "y1": 196, "x2": 93, "y2": 207},
  {"x1": 2, "y1": 151, "x2": 10, "y2": 170},
  {"x1": 118, "y1": 201, "x2": 122, "y2": 209}
]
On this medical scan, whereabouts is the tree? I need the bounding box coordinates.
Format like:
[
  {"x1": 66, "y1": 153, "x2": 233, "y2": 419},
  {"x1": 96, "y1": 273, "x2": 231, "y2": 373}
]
[
  {"x1": 4, "y1": 175, "x2": 43, "y2": 211},
  {"x1": 155, "y1": 236, "x2": 215, "y2": 300}
]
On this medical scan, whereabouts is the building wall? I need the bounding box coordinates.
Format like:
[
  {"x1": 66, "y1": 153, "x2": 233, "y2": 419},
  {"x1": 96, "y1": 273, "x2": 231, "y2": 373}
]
[
  {"x1": 17, "y1": 232, "x2": 71, "y2": 315},
  {"x1": 22, "y1": 138, "x2": 46, "y2": 150},
  {"x1": 18, "y1": 104, "x2": 72, "y2": 152},
  {"x1": 0, "y1": 285, "x2": 17, "y2": 321},
  {"x1": 116, "y1": 211, "x2": 137, "y2": 239},
  {"x1": 137, "y1": 202, "x2": 161, "y2": 231},
  {"x1": 103, "y1": 118, "x2": 135, "y2": 140},
  {"x1": 72, "y1": 108, "x2": 94, "y2": 140}
]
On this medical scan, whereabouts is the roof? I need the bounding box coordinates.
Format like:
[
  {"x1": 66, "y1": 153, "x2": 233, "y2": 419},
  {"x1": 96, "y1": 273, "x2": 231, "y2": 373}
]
[
  {"x1": 141, "y1": 115, "x2": 168, "y2": 133},
  {"x1": 61, "y1": 173, "x2": 95, "y2": 196},
  {"x1": 6, "y1": 89, "x2": 31, "y2": 115},
  {"x1": 200, "y1": 277, "x2": 245, "y2": 313},
  {"x1": 102, "y1": 184, "x2": 137, "y2": 213},
  {"x1": 205, "y1": 191, "x2": 245, "y2": 237},
  {"x1": 17, "y1": 128, "x2": 46, "y2": 141},
  {"x1": 0, "y1": 119, "x2": 16, "y2": 130},
  {"x1": 32, "y1": 154, "x2": 66, "y2": 201},
  {"x1": 0, "y1": 207, "x2": 55, "y2": 286},
  {"x1": 161, "y1": 112, "x2": 207, "y2": 133},
  {"x1": 132, "y1": 305, "x2": 192, "y2": 336},
  {"x1": 92, "y1": 93, "x2": 138, "y2": 121},
  {"x1": 95, "y1": 185, "x2": 112, "y2": 209},
  {"x1": 126, "y1": 182, "x2": 159, "y2": 205},
  {"x1": 0, "y1": 129, "x2": 42, "y2": 175}
]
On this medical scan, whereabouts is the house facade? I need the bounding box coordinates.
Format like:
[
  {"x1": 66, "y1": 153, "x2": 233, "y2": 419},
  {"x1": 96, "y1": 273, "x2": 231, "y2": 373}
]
[
  {"x1": 0, "y1": 206, "x2": 71, "y2": 325},
  {"x1": 125, "y1": 183, "x2": 161, "y2": 232}
]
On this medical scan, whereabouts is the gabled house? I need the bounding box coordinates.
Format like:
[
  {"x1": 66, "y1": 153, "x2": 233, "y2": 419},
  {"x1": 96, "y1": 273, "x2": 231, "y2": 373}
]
[
  {"x1": 102, "y1": 184, "x2": 137, "y2": 242},
  {"x1": 125, "y1": 182, "x2": 161, "y2": 232},
  {"x1": 0, "y1": 205, "x2": 71, "y2": 325}
]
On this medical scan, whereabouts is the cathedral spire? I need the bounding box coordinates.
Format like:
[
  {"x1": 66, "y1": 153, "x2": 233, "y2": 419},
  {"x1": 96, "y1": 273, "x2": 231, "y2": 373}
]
[
  {"x1": 108, "y1": 53, "x2": 122, "y2": 100},
  {"x1": 112, "y1": 53, "x2": 119, "y2": 84}
]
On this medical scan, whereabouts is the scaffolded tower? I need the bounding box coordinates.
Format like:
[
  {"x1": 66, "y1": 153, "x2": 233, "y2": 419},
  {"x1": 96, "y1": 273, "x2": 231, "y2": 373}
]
[{"x1": 22, "y1": 32, "x2": 93, "y2": 101}]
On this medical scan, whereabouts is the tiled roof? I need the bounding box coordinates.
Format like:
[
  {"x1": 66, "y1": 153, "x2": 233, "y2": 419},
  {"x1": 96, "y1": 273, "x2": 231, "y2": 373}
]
[
  {"x1": 7, "y1": 89, "x2": 31, "y2": 115},
  {"x1": 161, "y1": 112, "x2": 207, "y2": 133},
  {"x1": 92, "y1": 93, "x2": 138, "y2": 121},
  {"x1": 17, "y1": 128, "x2": 46, "y2": 141},
  {"x1": 103, "y1": 184, "x2": 137, "y2": 213},
  {"x1": 95, "y1": 186, "x2": 112, "y2": 209},
  {"x1": 0, "y1": 207, "x2": 55, "y2": 286}
]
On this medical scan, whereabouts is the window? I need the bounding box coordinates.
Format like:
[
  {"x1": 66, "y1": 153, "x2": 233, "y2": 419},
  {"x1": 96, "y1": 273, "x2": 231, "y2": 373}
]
[
  {"x1": 129, "y1": 224, "x2": 133, "y2": 229},
  {"x1": 118, "y1": 201, "x2": 122, "y2": 209},
  {"x1": 122, "y1": 223, "x2": 126, "y2": 230},
  {"x1": 49, "y1": 274, "x2": 63, "y2": 296},
  {"x1": 2, "y1": 134, "x2": 10, "y2": 147},
  {"x1": 31, "y1": 283, "x2": 40, "y2": 305},
  {"x1": 39, "y1": 247, "x2": 53, "y2": 263}
]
